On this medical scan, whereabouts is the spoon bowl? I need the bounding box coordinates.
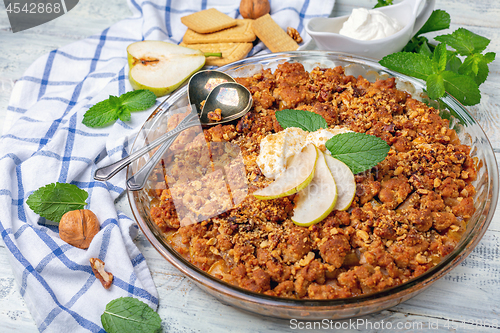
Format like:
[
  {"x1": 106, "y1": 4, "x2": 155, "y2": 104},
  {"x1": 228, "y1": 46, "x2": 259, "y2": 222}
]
[
  {"x1": 305, "y1": 0, "x2": 435, "y2": 59},
  {"x1": 188, "y1": 70, "x2": 235, "y2": 115},
  {"x1": 200, "y1": 82, "x2": 253, "y2": 125}
]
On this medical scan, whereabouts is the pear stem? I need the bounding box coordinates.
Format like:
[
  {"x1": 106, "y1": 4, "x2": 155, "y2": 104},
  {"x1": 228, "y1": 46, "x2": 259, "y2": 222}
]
[{"x1": 204, "y1": 52, "x2": 222, "y2": 58}]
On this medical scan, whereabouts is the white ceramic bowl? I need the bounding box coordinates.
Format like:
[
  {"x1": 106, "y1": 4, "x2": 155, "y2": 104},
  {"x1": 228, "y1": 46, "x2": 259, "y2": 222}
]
[{"x1": 305, "y1": 0, "x2": 435, "y2": 59}]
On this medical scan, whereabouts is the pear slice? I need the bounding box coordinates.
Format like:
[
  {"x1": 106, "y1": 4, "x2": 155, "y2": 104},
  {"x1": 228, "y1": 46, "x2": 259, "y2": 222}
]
[
  {"x1": 127, "y1": 41, "x2": 207, "y2": 97},
  {"x1": 253, "y1": 144, "x2": 318, "y2": 200},
  {"x1": 324, "y1": 154, "x2": 356, "y2": 211},
  {"x1": 292, "y1": 152, "x2": 338, "y2": 227}
]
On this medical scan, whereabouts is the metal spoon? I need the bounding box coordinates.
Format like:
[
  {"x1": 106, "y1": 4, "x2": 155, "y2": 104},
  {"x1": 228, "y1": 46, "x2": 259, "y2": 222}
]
[
  {"x1": 93, "y1": 73, "x2": 252, "y2": 191},
  {"x1": 199, "y1": 82, "x2": 253, "y2": 125},
  {"x1": 126, "y1": 81, "x2": 253, "y2": 191}
]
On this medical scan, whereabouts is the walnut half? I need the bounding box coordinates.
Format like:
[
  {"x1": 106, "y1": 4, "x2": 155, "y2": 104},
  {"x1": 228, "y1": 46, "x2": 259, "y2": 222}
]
[
  {"x1": 90, "y1": 258, "x2": 114, "y2": 289},
  {"x1": 287, "y1": 27, "x2": 303, "y2": 43}
]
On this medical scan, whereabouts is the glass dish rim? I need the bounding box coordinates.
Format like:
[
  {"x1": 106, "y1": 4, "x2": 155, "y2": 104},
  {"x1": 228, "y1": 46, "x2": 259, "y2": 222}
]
[{"x1": 127, "y1": 51, "x2": 499, "y2": 309}]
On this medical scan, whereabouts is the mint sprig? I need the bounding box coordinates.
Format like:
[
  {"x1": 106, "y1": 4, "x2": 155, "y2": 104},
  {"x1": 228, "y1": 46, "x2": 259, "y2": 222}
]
[
  {"x1": 83, "y1": 89, "x2": 156, "y2": 127},
  {"x1": 275, "y1": 109, "x2": 328, "y2": 132},
  {"x1": 402, "y1": 10, "x2": 451, "y2": 53},
  {"x1": 373, "y1": 0, "x2": 393, "y2": 8},
  {"x1": 380, "y1": 16, "x2": 495, "y2": 106},
  {"x1": 101, "y1": 297, "x2": 161, "y2": 333},
  {"x1": 326, "y1": 132, "x2": 390, "y2": 174},
  {"x1": 26, "y1": 182, "x2": 88, "y2": 223}
]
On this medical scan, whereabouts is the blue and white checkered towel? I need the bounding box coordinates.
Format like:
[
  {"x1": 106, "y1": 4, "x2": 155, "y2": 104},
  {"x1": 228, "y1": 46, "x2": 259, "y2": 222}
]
[{"x1": 0, "y1": 0, "x2": 335, "y2": 331}]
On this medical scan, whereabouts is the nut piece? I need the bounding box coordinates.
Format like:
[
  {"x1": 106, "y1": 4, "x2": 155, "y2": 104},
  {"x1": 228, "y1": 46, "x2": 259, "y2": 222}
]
[
  {"x1": 207, "y1": 108, "x2": 222, "y2": 122},
  {"x1": 90, "y1": 258, "x2": 114, "y2": 289},
  {"x1": 59, "y1": 209, "x2": 100, "y2": 249},
  {"x1": 239, "y1": 0, "x2": 270, "y2": 19},
  {"x1": 287, "y1": 27, "x2": 303, "y2": 43}
]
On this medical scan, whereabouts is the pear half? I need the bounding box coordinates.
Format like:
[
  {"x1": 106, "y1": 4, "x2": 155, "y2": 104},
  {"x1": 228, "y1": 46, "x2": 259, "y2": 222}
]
[
  {"x1": 127, "y1": 41, "x2": 206, "y2": 97},
  {"x1": 253, "y1": 144, "x2": 318, "y2": 200},
  {"x1": 324, "y1": 154, "x2": 356, "y2": 211},
  {"x1": 292, "y1": 152, "x2": 338, "y2": 227}
]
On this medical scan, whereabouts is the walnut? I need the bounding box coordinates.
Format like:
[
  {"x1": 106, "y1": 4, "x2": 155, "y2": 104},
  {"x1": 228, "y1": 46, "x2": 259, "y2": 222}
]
[
  {"x1": 90, "y1": 258, "x2": 114, "y2": 289},
  {"x1": 59, "y1": 209, "x2": 100, "y2": 249},
  {"x1": 239, "y1": 0, "x2": 270, "y2": 19},
  {"x1": 287, "y1": 27, "x2": 303, "y2": 43},
  {"x1": 207, "y1": 108, "x2": 222, "y2": 122}
]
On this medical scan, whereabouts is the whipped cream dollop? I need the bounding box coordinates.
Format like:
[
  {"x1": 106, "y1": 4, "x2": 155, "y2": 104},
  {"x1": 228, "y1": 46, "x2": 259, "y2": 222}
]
[
  {"x1": 257, "y1": 126, "x2": 352, "y2": 179},
  {"x1": 339, "y1": 8, "x2": 403, "y2": 41}
]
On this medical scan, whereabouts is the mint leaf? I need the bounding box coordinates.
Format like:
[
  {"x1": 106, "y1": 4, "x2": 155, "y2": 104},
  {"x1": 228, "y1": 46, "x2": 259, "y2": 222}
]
[
  {"x1": 418, "y1": 41, "x2": 433, "y2": 58},
  {"x1": 441, "y1": 71, "x2": 481, "y2": 106},
  {"x1": 379, "y1": 52, "x2": 435, "y2": 80},
  {"x1": 415, "y1": 10, "x2": 450, "y2": 35},
  {"x1": 459, "y1": 53, "x2": 495, "y2": 85},
  {"x1": 426, "y1": 73, "x2": 445, "y2": 100},
  {"x1": 374, "y1": 0, "x2": 393, "y2": 8},
  {"x1": 83, "y1": 89, "x2": 157, "y2": 128},
  {"x1": 403, "y1": 36, "x2": 429, "y2": 53},
  {"x1": 26, "y1": 183, "x2": 88, "y2": 223},
  {"x1": 119, "y1": 90, "x2": 157, "y2": 112},
  {"x1": 435, "y1": 28, "x2": 490, "y2": 56},
  {"x1": 432, "y1": 43, "x2": 448, "y2": 72},
  {"x1": 83, "y1": 99, "x2": 120, "y2": 127},
  {"x1": 275, "y1": 109, "x2": 328, "y2": 132},
  {"x1": 446, "y1": 54, "x2": 462, "y2": 73},
  {"x1": 101, "y1": 297, "x2": 161, "y2": 333},
  {"x1": 119, "y1": 107, "x2": 132, "y2": 122},
  {"x1": 325, "y1": 132, "x2": 390, "y2": 174},
  {"x1": 108, "y1": 95, "x2": 121, "y2": 109}
]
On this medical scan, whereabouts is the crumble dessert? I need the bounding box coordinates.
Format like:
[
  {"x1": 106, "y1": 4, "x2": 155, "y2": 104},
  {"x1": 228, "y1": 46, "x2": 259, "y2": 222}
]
[{"x1": 148, "y1": 62, "x2": 477, "y2": 299}]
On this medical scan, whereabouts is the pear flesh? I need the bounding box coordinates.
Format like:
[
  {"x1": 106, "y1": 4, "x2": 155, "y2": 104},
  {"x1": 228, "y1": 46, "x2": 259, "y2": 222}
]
[
  {"x1": 253, "y1": 144, "x2": 318, "y2": 200},
  {"x1": 127, "y1": 41, "x2": 206, "y2": 97},
  {"x1": 324, "y1": 154, "x2": 356, "y2": 211},
  {"x1": 292, "y1": 152, "x2": 338, "y2": 227}
]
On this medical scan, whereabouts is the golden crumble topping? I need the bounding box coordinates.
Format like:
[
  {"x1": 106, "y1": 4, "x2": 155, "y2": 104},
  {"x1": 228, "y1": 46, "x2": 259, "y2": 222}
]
[{"x1": 148, "y1": 62, "x2": 477, "y2": 299}]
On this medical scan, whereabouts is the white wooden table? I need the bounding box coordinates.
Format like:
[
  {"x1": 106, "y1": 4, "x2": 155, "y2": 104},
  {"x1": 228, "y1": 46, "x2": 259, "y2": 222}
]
[{"x1": 1, "y1": 1, "x2": 500, "y2": 332}]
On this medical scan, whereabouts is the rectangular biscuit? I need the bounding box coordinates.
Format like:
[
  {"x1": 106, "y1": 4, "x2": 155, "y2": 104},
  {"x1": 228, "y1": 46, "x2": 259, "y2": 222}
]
[
  {"x1": 180, "y1": 42, "x2": 253, "y2": 66},
  {"x1": 252, "y1": 14, "x2": 299, "y2": 52},
  {"x1": 181, "y1": 8, "x2": 237, "y2": 34},
  {"x1": 182, "y1": 19, "x2": 256, "y2": 44}
]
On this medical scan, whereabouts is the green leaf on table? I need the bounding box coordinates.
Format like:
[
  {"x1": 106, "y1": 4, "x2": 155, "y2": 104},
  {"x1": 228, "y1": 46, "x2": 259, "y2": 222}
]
[
  {"x1": 119, "y1": 90, "x2": 157, "y2": 112},
  {"x1": 108, "y1": 95, "x2": 121, "y2": 109},
  {"x1": 275, "y1": 109, "x2": 328, "y2": 132},
  {"x1": 446, "y1": 54, "x2": 463, "y2": 73},
  {"x1": 82, "y1": 99, "x2": 121, "y2": 127},
  {"x1": 325, "y1": 132, "x2": 390, "y2": 174},
  {"x1": 417, "y1": 40, "x2": 434, "y2": 58},
  {"x1": 26, "y1": 182, "x2": 88, "y2": 223},
  {"x1": 118, "y1": 107, "x2": 132, "y2": 122},
  {"x1": 432, "y1": 43, "x2": 448, "y2": 72},
  {"x1": 426, "y1": 73, "x2": 445, "y2": 100},
  {"x1": 373, "y1": 0, "x2": 393, "y2": 8},
  {"x1": 441, "y1": 71, "x2": 481, "y2": 106},
  {"x1": 459, "y1": 52, "x2": 496, "y2": 85},
  {"x1": 379, "y1": 52, "x2": 435, "y2": 80},
  {"x1": 83, "y1": 89, "x2": 157, "y2": 128},
  {"x1": 435, "y1": 28, "x2": 490, "y2": 56},
  {"x1": 101, "y1": 297, "x2": 162, "y2": 333},
  {"x1": 415, "y1": 9, "x2": 451, "y2": 36}
]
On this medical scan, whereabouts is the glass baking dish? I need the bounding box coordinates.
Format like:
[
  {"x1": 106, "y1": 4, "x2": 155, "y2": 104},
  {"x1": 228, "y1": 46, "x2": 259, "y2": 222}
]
[{"x1": 127, "y1": 51, "x2": 498, "y2": 320}]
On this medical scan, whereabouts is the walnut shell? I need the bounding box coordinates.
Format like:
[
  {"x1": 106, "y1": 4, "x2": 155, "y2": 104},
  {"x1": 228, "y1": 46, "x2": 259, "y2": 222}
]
[
  {"x1": 239, "y1": 0, "x2": 270, "y2": 19},
  {"x1": 59, "y1": 209, "x2": 100, "y2": 249}
]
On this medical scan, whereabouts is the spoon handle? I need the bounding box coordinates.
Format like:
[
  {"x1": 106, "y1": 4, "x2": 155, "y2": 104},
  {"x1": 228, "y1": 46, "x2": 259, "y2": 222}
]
[
  {"x1": 93, "y1": 112, "x2": 198, "y2": 182},
  {"x1": 126, "y1": 119, "x2": 200, "y2": 191}
]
